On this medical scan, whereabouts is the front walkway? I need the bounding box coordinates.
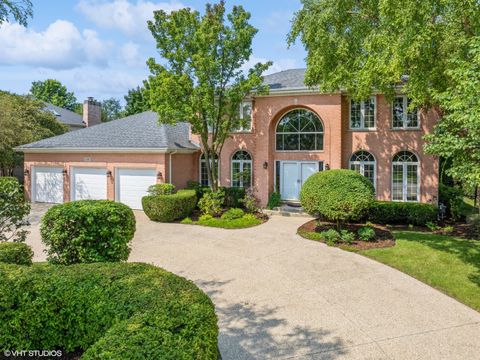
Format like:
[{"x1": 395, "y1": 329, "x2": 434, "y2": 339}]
[{"x1": 26, "y1": 207, "x2": 480, "y2": 359}]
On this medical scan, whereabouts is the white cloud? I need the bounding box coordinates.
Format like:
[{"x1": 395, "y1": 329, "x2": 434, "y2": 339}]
[
  {"x1": 76, "y1": 0, "x2": 185, "y2": 37},
  {"x1": 0, "y1": 20, "x2": 111, "y2": 69},
  {"x1": 120, "y1": 41, "x2": 144, "y2": 66}
]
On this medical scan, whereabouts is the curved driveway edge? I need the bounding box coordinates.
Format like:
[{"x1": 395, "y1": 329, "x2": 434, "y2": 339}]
[{"x1": 26, "y1": 208, "x2": 480, "y2": 359}]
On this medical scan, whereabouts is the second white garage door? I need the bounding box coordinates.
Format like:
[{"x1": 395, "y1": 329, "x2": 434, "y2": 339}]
[
  {"x1": 116, "y1": 168, "x2": 157, "y2": 209},
  {"x1": 71, "y1": 167, "x2": 107, "y2": 201}
]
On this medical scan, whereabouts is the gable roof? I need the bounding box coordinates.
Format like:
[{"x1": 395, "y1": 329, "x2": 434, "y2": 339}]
[
  {"x1": 262, "y1": 68, "x2": 308, "y2": 92},
  {"x1": 44, "y1": 103, "x2": 84, "y2": 127},
  {"x1": 17, "y1": 111, "x2": 199, "y2": 153}
]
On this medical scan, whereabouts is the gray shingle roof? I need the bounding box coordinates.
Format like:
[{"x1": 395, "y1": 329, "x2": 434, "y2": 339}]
[
  {"x1": 262, "y1": 68, "x2": 307, "y2": 91},
  {"x1": 44, "y1": 103, "x2": 84, "y2": 127},
  {"x1": 18, "y1": 111, "x2": 199, "y2": 151}
]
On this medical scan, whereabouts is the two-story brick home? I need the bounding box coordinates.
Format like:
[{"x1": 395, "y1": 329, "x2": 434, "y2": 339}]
[{"x1": 17, "y1": 69, "x2": 439, "y2": 209}]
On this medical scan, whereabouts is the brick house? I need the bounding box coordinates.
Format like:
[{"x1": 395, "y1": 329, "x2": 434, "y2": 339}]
[{"x1": 17, "y1": 69, "x2": 439, "y2": 209}]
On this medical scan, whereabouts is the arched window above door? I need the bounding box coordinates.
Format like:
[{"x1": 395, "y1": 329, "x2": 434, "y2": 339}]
[{"x1": 276, "y1": 109, "x2": 324, "y2": 151}]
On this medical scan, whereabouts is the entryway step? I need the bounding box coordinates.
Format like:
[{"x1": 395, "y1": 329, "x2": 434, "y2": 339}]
[{"x1": 263, "y1": 205, "x2": 311, "y2": 218}]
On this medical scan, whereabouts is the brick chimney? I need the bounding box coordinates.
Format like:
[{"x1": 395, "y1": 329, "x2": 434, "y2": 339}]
[{"x1": 83, "y1": 97, "x2": 101, "y2": 127}]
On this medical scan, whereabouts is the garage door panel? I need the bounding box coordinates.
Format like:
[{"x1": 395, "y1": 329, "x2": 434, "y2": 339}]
[
  {"x1": 34, "y1": 167, "x2": 64, "y2": 203},
  {"x1": 72, "y1": 168, "x2": 107, "y2": 201},
  {"x1": 117, "y1": 169, "x2": 156, "y2": 210}
]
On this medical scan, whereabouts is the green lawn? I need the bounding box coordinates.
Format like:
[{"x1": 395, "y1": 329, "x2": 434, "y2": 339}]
[
  {"x1": 460, "y1": 196, "x2": 478, "y2": 218},
  {"x1": 361, "y1": 231, "x2": 480, "y2": 311}
]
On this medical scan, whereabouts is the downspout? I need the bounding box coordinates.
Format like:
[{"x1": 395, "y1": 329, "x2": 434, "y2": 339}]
[{"x1": 169, "y1": 150, "x2": 178, "y2": 183}]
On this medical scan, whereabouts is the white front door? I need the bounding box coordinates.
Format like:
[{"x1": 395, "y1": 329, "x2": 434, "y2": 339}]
[
  {"x1": 116, "y1": 168, "x2": 157, "y2": 210},
  {"x1": 71, "y1": 167, "x2": 108, "y2": 201},
  {"x1": 33, "y1": 166, "x2": 64, "y2": 203},
  {"x1": 280, "y1": 161, "x2": 319, "y2": 201}
]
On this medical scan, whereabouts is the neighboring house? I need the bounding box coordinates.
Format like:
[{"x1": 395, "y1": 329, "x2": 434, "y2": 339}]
[
  {"x1": 44, "y1": 103, "x2": 84, "y2": 131},
  {"x1": 17, "y1": 69, "x2": 439, "y2": 209}
]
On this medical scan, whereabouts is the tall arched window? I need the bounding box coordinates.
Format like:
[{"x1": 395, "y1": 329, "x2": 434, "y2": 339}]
[
  {"x1": 276, "y1": 109, "x2": 324, "y2": 151},
  {"x1": 200, "y1": 153, "x2": 219, "y2": 187},
  {"x1": 350, "y1": 151, "x2": 376, "y2": 188},
  {"x1": 392, "y1": 151, "x2": 419, "y2": 202},
  {"x1": 231, "y1": 150, "x2": 252, "y2": 188}
]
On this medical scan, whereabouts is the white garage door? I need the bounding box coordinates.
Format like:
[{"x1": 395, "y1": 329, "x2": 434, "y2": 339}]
[
  {"x1": 33, "y1": 167, "x2": 64, "y2": 203},
  {"x1": 71, "y1": 167, "x2": 107, "y2": 201},
  {"x1": 116, "y1": 168, "x2": 157, "y2": 209}
]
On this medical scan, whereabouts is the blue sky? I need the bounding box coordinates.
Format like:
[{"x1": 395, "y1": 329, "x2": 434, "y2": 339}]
[{"x1": 0, "y1": 0, "x2": 306, "y2": 103}]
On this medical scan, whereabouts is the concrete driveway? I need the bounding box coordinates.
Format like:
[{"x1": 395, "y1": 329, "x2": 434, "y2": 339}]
[{"x1": 26, "y1": 205, "x2": 480, "y2": 359}]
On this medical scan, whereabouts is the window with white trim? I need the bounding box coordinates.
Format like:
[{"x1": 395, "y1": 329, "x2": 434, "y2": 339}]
[
  {"x1": 200, "y1": 153, "x2": 219, "y2": 186},
  {"x1": 232, "y1": 101, "x2": 253, "y2": 132},
  {"x1": 350, "y1": 97, "x2": 376, "y2": 129},
  {"x1": 392, "y1": 95, "x2": 419, "y2": 129},
  {"x1": 392, "y1": 151, "x2": 419, "y2": 202},
  {"x1": 276, "y1": 109, "x2": 324, "y2": 151},
  {"x1": 231, "y1": 151, "x2": 252, "y2": 188},
  {"x1": 349, "y1": 151, "x2": 376, "y2": 189}
]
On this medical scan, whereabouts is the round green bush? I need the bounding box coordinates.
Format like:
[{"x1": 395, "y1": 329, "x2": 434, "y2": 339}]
[
  {"x1": 41, "y1": 200, "x2": 136, "y2": 264},
  {"x1": 142, "y1": 189, "x2": 197, "y2": 222},
  {"x1": 0, "y1": 262, "x2": 218, "y2": 359},
  {"x1": 300, "y1": 169, "x2": 375, "y2": 223},
  {"x1": 0, "y1": 242, "x2": 33, "y2": 265}
]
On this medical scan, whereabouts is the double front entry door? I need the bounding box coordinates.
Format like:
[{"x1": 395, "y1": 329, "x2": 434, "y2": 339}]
[{"x1": 279, "y1": 161, "x2": 323, "y2": 201}]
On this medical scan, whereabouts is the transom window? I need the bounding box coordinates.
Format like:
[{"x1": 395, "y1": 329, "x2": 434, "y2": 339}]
[
  {"x1": 200, "y1": 153, "x2": 219, "y2": 187},
  {"x1": 350, "y1": 97, "x2": 376, "y2": 129},
  {"x1": 349, "y1": 151, "x2": 376, "y2": 188},
  {"x1": 231, "y1": 150, "x2": 252, "y2": 188},
  {"x1": 393, "y1": 95, "x2": 419, "y2": 129},
  {"x1": 276, "y1": 109, "x2": 324, "y2": 151},
  {"x1": 392, "y1": 151, "x2": 419, "y2": 202}
]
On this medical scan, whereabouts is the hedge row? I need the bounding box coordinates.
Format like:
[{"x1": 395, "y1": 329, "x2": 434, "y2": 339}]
[
  {"x1": 0, "y1": 262, "x2": 218, "y2": 359},
  {"x1": 142, "y1": 189, "x2": 197, "y2": 222},
  {"x1": 0, "y1": 242, "x2": 33, "y2": 265},
  {"x1": 41, "y1": 200, "x2": 136, "y2": 264},
  {"x1": 368, "y1": 201, "x2": 437, "y2": 226}
]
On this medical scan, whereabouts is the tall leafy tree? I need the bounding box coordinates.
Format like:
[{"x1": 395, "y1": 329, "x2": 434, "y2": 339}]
[
  {"x1": 101, "y1": 97, "x2": 123, "y2": 122},
  {"x1": 30, "y1": 79, "x2": 77, "y2": 111},
  {"x1": 0, "y1": 91, "x2": 67, "y2": 175},
  {"x1": 124, "y1": 85, "x2": 150, "y2": 116},
  {"x1": 289, "y1": 0, "x2": 480, "y2": 185},
  {"x1": 0, "y1": 0, "x2": 32, "y2": 26},
  {"x1": 147, "y1": 1, "x2": 271, "y2": 190},
  {"x1": 425, "y1": 38, "x2": 480, "y2": 188}
]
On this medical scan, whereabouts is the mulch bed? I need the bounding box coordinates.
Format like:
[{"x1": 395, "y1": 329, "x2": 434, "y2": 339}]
[{"x1": 298, "y1": 219, "x2": 396, "y2": 250}]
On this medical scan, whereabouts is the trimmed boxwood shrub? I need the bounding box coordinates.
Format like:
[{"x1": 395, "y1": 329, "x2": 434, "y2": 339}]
[
  {"x1": 0, "y1": 262, "x2": 218, "y2": 359},
  {"x1": 300, "y1": 170, "x2": 375, "y2": 225},
  {"x1": 147, "y1": 183, "x2": 175, "y2": 196},
  {"x1": 368, "y1": 201, "x2": 437, "y2": 226},
  {"x1": 41, "y1": 200, "x2": 136, "y2": 264},
  {"x1": 0, "y1": 242, "x2": 33, "y2": 265},
  {"x1": 142, "y1": 189, "x2": 197, "y2": 222}
]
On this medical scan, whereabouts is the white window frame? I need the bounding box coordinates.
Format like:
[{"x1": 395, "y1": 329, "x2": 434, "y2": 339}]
[
  {"x1": 231, "y1": 151, "x2": 252, "y2": 188},
  {"x1": 391, "y1": 153, "x2": 420, "y2": 202},
  {"x1": 349, "y1": 96, "x2": 376, "y2": 130},
  {"x1": 232, "y1": 101, "x2": 253, "y2": 133},
  {"x1": 392, "y1": 95, "x2": 421, "y2": 129},
  {"x1": 349, "y1": 152, "x2": 376, "y2": 190},
  {"x1": 275, "y1": 108, "x2": 324, "y2": 152},
  {"x1": 199, "y1": 153, "x2": 220, "y2": 187}
]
